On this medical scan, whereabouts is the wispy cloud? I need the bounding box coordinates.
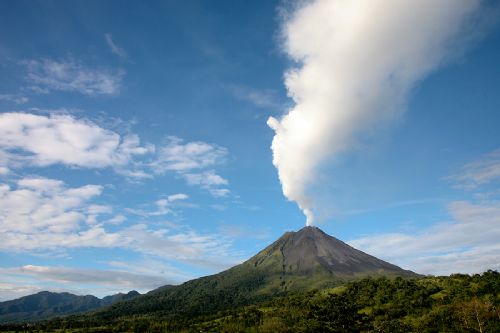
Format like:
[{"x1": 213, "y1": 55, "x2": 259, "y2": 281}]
[
  {"x1": 105, "y1": 33, "x2": 128, "y2": 60},
  {"x1": 447, "y1": 149, "x2": 500, "y2": 189},
  {"x1": 23, "y1": 58, "x2": 124, "y2": 96},
  {"x1": 230, "y1": 85, "x2": 282, "y2": 109},
  {"x1": 0, "y1": 283, "x2": 43, "y2": 302},
  {"x1": 349, "y1": 200, "x2": 500, "y2": 275},
  {"x1": 0, "y1": 265, "x2": 170, "y2": 300},
  {"x1": 0, "y1": 94, "x2": 28, "y2": 104},
  {"x1": 120, "y1": 224, "x2": 237, "y2": 269},
  {"x1": 150, "y1": 137, "x2": 231, "y2": 197},
  {"x1": 126, "y1": 193, "x2": 189, "y2": 217}
]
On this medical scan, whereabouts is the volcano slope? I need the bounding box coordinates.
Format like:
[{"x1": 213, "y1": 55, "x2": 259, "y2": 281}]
[{"x1": 86, "y1": 226, "x2": 418, "y2": 321}]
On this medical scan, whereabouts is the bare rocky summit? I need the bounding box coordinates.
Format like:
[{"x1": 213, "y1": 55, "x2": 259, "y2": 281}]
[{"x1": 254, "y1": 226, "x2": 415, "y2": 277}]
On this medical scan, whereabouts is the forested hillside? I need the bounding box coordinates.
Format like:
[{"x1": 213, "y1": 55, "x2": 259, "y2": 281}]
[
  {"x1": 0, "y1": 291, "x2": 140, "y2": 324},
  {"x1": 4, "y1": 270, "x2": 498, "y2": 332}
]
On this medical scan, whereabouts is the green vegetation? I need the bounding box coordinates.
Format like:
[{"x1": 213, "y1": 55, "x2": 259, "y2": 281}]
[
  {"x1": 3, "y1": 270, "x2": 499, "y2": 332},
  {"x1": 0, "y1": 291, "x2": 141, "y2": 324}
]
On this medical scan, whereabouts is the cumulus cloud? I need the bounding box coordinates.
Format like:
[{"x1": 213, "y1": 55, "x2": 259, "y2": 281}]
[
  {"x1": 0, "y1": 111, "x2": 231, "y2": 194},
  {"x1": 268, "y1": 0, "x2": 488, "y2": 225},
  {"x1": 0, "y1": 176, "x2": 237, "y2": 273},
  {"x1": 0, "y1": 177, "x2": 125, "y2": 251},
  {"x1": 152, "y1": 136, "x2": 227, "y2": 173},
  {"x1": 24, "y1": 58, "x2": 124, "y2": 96},
  {"x1": 0, "y1": 177, "x2": 102, "y2": 234},
  {"x1": 0, "y1": 112, "x2": 151, "y2": 170},
  {"x1": 183, "y1": 170, "x2": 230, "y2": 197},
  {"x1": 349, "y1": 200, "x2": 500, "y2": 275},
  {"x1": 105, "y1": 33, "x2": 128, "y2": 60}
]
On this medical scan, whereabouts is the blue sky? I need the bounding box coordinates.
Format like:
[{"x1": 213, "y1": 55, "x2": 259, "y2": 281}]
[{"x1": 0, "y1": 0, "x2": 500, "y2": 300}]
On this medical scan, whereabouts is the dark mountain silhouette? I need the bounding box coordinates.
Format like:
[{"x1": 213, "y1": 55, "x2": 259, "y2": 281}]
[
  {"x1": 88, "y1": 226, "x2": 418, "y2": 321},
  {"x1": 0, "y1": 290, "x2": 140, "y2": 323}
]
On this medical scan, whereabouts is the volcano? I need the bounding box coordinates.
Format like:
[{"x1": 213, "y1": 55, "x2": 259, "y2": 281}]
[
  {"x1": 250, "y1": 226, "x2": 416, "y2": 288},
  {"x1": 87, "y1": 226, "x2": 418, "y2": 321}
]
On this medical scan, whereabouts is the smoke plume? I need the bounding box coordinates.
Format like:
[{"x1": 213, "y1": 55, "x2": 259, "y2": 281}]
[{"x1": 268, "y1": 0, "x2": 485, "y2": 226}]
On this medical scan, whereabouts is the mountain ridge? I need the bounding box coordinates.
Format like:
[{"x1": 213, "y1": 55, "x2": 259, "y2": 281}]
[{"x1": 0, "y1": 290, "x2": 141, "y2": 323}]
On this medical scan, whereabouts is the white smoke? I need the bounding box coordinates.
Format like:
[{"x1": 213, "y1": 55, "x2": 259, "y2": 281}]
[{"x1": 268, "y1": 0, "x2": 486, "y2": 226}]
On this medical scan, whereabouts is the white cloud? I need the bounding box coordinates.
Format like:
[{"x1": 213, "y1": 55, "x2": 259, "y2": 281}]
[
  {"x1": 0, "y1": 112, "x2": 151, "y2": 170},
  {"x1": 167, "y1": 193, "x2": 189, "y2": 201},
  {"x1": 0, "y1": 282, "x2": 43, "y2": 302},
  {"x1": 150, "y1": 137, "x2": 230, "y2": 197},
  {"x1": 0, "y1": 176, "x2": 236, "y2": 273},
  {"x1": 152, "y1": 136, "x2": 227, "y2": 173},
  {"x1": 349, "y1": 200, "x2": 500, "y2": 275},
  {"x1": 107, "y1": 258, "x2": 192, "y2": 283},
  {"x1": 86, "y1": 205, "x2": 113, "y2": 225},
  {"x1": 0, "y1": 177, "x2": 102, "y2": 235},
  {"x1": 106, "y1": 214, "x2": 127, "y2": 225},
  {"x1": 126, "y1": 193, "x2": 189, "y2": 217},
  {"x1": 447, "y1": 149, "x2": 500, "y2": 189},
  {"x1": 184, "y1": 171, "x2": 228, "y2": 187},
  {"x1": 18, "y1": 265, "x2": 168, "y2": 289},
  {"x1": 183, "y1": 170, "x2": 230, "y2": 197},
  {"x1": 150, "y1": 194, "x2": 188, "y2": 216},
  {"x1": 268, "y1": 0, "x2": 488, "y2": 225},
  {"x1": 0, "y1": 112, "x2": 231, "y2": 194},
  {"x1": 24, "y1": 58, "x2": 123, "y2": 96},
  {"x1": 0, "y1": 166, "x2": 9, "y2": 175},
  {"x1": 105, "y1": 33, "x2": 128, "y2": 60},
  {"x1": 0, "y1": 177, "x2": 125, "y2": 252},
  {"x1": 208, "y1": 188, "x2": 231, "y2": 198},
  {"x1": 121, "y1": 224, "x2": 237, "y2": 269}
]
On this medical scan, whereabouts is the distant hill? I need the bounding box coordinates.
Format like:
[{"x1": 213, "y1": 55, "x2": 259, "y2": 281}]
[
  {"x1": 0, "y1": 290, "x2": 140, "y2": 323},
  {"x1": 87, "y1": 226, "x2": 418, "y2": 321}
]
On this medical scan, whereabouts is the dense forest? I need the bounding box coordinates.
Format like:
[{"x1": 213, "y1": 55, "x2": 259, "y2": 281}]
[{"x1": 2, "y1": 270, "x2": 499, "y2": 332}]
